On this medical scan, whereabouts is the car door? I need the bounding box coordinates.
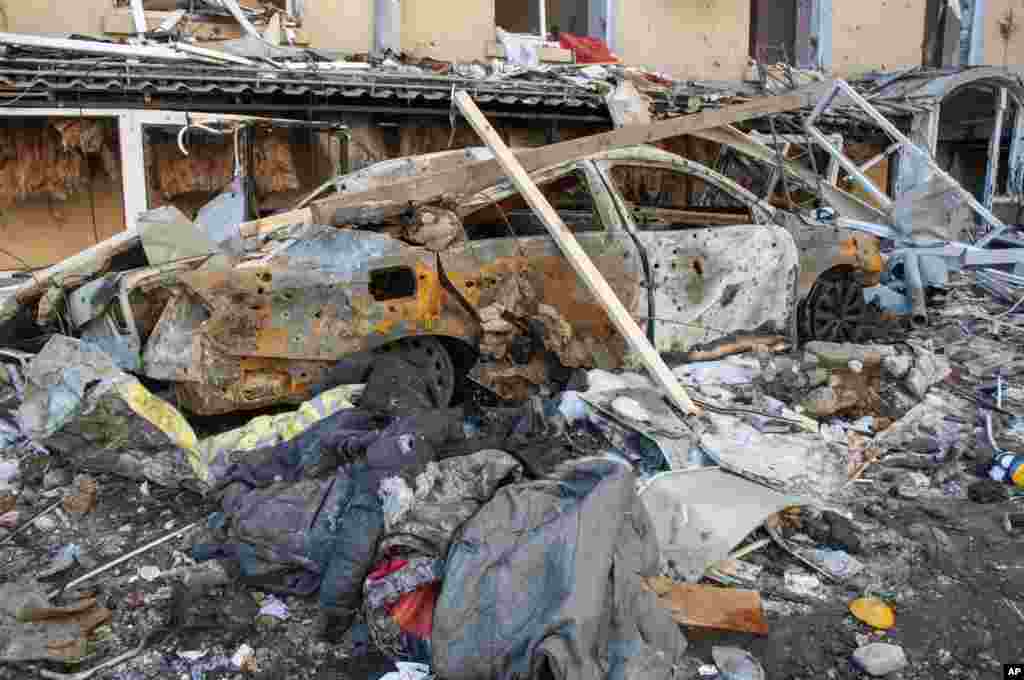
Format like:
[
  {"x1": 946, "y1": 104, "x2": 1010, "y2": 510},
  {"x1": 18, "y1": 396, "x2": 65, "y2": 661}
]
[
  {"x1": 439, "y1": 161, "x2": 645, "y2": 371},
  {"x1": 595, "y1": 156, "x2": 800, "y2": 356}
]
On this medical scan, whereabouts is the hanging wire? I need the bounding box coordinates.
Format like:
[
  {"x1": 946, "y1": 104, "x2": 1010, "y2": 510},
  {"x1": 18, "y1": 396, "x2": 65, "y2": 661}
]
[
  {"x1": 87, "y1": 154, "x2": 101, "y2": 246},
  {"x1": 768, "y1": 114, "x2": 797, "y2": 211}
]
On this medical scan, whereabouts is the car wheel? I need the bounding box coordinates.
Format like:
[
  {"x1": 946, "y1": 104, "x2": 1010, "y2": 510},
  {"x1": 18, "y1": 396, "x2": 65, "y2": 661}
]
[
  {"x1": 804, "y1": 271, "x2": 876, "y2": 344},
  {"x1": 376, "y1": 336, "x2": 456, "y2": 407}
]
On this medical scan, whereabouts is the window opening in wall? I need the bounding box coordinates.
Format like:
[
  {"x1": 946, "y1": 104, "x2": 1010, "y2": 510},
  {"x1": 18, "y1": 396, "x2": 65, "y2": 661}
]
[
  {"x1": 749, "y1": 0, "x2": 818, "y2": 69},
  {"x1": 463, "y1": 169, "x2": 603, "y2": 240},
  {"x1": 923, "y1": 0, "x2": 963, "y2": 68},
  {"x1": 495, "y1": 0, "x2": 597, "y2": 39},
  {"x1": 750, "y1": 0, "x2": 797, "y2": 65}
]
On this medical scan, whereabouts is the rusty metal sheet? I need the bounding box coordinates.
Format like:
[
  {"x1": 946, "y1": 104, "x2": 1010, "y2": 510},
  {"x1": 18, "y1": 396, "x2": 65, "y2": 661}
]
[
  {"x1": 440, "y1": 234, "x2": 639, "y2": 371},
  {"x1": 142, "y1": 291, "x2": 210, "y2": 382},
  {"x1": 175, "y1": 344, "x2": 338, "y2": 415},
  {"x1": 178, "y1": 227, "x2": 478, "y2": 361}
]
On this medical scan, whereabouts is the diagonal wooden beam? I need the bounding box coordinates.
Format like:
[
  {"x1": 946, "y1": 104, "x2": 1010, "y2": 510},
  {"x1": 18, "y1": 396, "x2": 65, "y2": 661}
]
[
  {"x1": 454, "y1": 90, "x2": 700, "y2": 416},
  {"x1": 239, "y1": 81, "x2": 834, "y2": 238}
]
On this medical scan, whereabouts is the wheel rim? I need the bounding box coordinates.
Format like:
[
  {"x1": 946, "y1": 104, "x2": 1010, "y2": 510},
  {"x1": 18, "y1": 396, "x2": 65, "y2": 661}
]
[
  {"x1": 378, "y1": 336, "x2": 456, "y2": 407},
  {"x1": 807, "y1": 275, "x2": 873, "y2": 343}
]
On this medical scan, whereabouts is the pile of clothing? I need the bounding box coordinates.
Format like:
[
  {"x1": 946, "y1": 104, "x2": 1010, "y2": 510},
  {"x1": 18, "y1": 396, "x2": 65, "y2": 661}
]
[{"x1": 189, "y1": 356, "x2": 688, "y2": 679}]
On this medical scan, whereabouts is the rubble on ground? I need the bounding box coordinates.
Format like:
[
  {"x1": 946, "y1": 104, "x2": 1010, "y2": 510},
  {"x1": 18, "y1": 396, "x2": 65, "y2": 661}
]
[
  {"x1": 0, "y1": 73, "x2": 1022, "y2": 680},
  {"x1": 1, "y1": 273, "x2": 1021, "y2": 679}
]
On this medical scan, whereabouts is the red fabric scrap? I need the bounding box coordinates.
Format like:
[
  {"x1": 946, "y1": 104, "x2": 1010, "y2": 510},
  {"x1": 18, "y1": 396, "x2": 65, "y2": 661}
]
[
  {"x1": 367, "y1": 558, "x2": 409, "y2": 582},
  {"x1": 387, "y1": 582, "x2": 440, "y2": 639},
  {"x1": 558, "y1": 33, "x2": 619, "y2": 64}
]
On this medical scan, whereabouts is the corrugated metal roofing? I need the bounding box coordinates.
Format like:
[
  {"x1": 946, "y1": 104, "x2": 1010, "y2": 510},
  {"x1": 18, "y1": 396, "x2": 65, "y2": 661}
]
[{"x1": 0, "y1": 57, "x2": 608, "y2": 111}]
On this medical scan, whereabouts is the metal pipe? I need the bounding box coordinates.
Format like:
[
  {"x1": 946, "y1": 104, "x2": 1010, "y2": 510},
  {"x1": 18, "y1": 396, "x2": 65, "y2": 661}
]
[
  {"x1": 214, "y1": 0, "x2": 265, "y2": 40},
  {"x1": 805, "y1": 80, "x2": 1011, "y2": 246},
  {"x1": 0, "y1": 32, "x2": 189, "y2": 61},
  {"x1": 47, "y1": 522, "x2": 199, "y2": 600},
  {"x1": 374, "y1": 0, "x2": 401, "y2": 55},
  {"x1": 174, "y1": 42, "x2": 257, "y2": 67},
  {"x1": 986, "y1": 374, "x2": 1008, "y2": 456},
  {"x1": 129, "y1": 0, "x2": 148, "y2": 37},
  {"x1": 903, "y1": 251, "x2": 928, "y2": 327}
]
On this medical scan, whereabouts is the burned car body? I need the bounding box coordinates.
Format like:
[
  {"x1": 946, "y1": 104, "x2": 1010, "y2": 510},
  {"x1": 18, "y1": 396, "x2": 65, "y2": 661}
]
[{"x1": 37, "y1": 145, "x2": 881, "y2": 414}]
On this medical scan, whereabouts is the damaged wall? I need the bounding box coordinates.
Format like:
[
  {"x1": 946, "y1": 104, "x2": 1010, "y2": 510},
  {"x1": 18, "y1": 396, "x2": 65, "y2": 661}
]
[
  {"x1": 403, "y1": 0, "x2": 494, "y2": 62},
  {"x1": 303, "y1": 0, "x2": 492, "y2": 62},
  {"x1": 144, "y1": 126, "x2": 347, "y2": 218},
  {"x1": 0, "y1": 0, "x2": 977, "y2": 81},
  {"x1": 0, "y1": 118, "x2": 124, "y2": 270},
  {"x1": 831, "y1": 0, "x2": 927, "y2": 76},
  {"x1": 303, "y1": 0, "x2": 374, "y2": 54},
  {"x1": 1, "y1": 0, "x2": 110, "y2": 35},
  {"x1": 614, "y1": 0, "x2": 750, "y2": 81},
  {"x1": 0, "y1": 177, "x2": 124, "y2": 270},
  {"x1": 983, "y1": 0, "x2": 1024, "y2": 66}
]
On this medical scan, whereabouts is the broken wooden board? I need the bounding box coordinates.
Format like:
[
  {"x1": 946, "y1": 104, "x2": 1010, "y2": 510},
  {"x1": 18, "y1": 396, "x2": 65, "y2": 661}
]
[
  {"x1": 454, "y1": 90, "x2": 699, "y2": 416},
  {"x1": 239, "y1": 82, "x2": 833, "y2": 236},
  {"x1": 11, "y1": 229, "x2": 141, "y2": 306},
  {"x1": 103, "y1": 8, "x2": 311, "y2": 43},
  {"x1": 644, "y1": 577, "x2": 769, "y2": 635}
]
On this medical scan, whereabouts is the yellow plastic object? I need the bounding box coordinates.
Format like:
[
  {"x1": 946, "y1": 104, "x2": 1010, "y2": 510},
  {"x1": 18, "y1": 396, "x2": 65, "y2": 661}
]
[
  {"x1": 193, "y1": 384, "x2": 362, "y2": 479},
  {"x1": 111, "y1": 380, "x2": 360, "y2": 486},
  {"x1": 117, "y1": 379, "x2": 201, "y2": 473},
  {"x1": 849, "y1": 597, "x2": 895, "y2": 630}
]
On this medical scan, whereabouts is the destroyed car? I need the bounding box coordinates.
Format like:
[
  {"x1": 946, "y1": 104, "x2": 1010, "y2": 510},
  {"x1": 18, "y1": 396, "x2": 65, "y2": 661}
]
[{"x1": 8, "y1": 144, "x2": 883, "y2": 413}]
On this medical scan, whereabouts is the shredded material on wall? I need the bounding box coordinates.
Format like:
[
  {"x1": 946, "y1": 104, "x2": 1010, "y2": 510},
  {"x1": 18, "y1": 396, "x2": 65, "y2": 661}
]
[
  {"x1": 52, "y1": 119, "x2": 108, "y2": 154},
  {"x1": 151, "y1": 131, "x2": 299, "y2": 199},
  {"x1": 0, "y1": 119, "x2": 119, "y2": 209}
]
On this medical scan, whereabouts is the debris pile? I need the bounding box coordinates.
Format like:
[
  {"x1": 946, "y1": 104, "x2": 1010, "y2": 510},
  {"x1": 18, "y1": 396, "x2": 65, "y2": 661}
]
[{"x1": 0, "y1": 76, "x2": 1022, "y2": 680}]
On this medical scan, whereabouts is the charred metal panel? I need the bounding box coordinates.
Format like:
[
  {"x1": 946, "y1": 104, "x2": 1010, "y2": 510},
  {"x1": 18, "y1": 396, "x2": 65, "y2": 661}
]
[
  {"x1": 440, "y1": 233, "x2": 638, "y2": 370},
  {"x1": 142, "y1": 291, "x2": 211, "y2": 382},
  {"x1": 631, "y1": 224, "x2": 800, "y2": 354},
  {"x1": 179, "y1": 227, "x2": 478, "y2": 362},
  {"x1": 175, "y1": 350, "x2": 338, "y2": 415}
]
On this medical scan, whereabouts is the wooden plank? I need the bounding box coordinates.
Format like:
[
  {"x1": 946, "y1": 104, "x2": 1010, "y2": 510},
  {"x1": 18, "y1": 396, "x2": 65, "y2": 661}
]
[
  {"x1": 485, "y1": 40, "x2": 574, "y2": 63},
  {"x1": 9, "y1": 229, "x2": 142, "y2": 309},
  {"x1": 245, "y1": 207, "x2": 314, "y2": 235},
  {"x1": 644, "y1": 577, "x2": 769, "y2": 635},
  {"x1": 454, "y1": 90, "x2": 699, "y2": 416},
  {"x1": 238, "y1": 82, "x2": 831, "y2": 236},
  {"x1": 637, "y1": 207, "x2": 756, "y2": 227},
  {"x1": 104, "y1": 9, "x2": 243, "y2": 39}
]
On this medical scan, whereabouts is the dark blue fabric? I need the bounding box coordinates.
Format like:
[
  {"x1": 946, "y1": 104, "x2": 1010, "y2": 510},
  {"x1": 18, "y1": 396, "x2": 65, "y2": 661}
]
[{"x1": 191, "y1": 408, "x2": 447, "y2": 613}]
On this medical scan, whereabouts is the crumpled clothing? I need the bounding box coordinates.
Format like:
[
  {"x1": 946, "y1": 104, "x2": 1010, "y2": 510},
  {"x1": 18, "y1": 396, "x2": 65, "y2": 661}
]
[
  {"x1": 195, "y1": 383, "x2": 362, "y2": 476},
  {"x1": 367, "y1": 583, "x2": 439, "y2": 663},
  {"x1": 365, "y1": 557, "x2": 445, "y2": 610},
  {"x1": 431, "y1": 457, "x2": 687, "y2": 680},
  {"x1": 496, "y1": 28, "x2": 540, "y2": 68},
  {"x1": 378, "y1": 449, "x2": 523, "y2": 558},
  {"x1": 193, "y1": 408, "x2": 463, "y2": 617}
]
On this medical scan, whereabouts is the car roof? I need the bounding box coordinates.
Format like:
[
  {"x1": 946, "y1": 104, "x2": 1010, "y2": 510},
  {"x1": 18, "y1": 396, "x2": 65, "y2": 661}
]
[{"x1": 348, "y1": 145, "x2": 688, "y2": 182}]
